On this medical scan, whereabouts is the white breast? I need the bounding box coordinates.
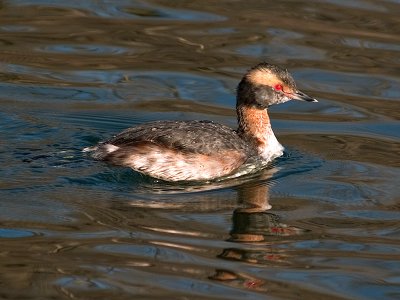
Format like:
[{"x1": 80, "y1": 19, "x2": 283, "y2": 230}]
[{"x1": 258, "y1": 131, "x2": 284, "y2": 162}]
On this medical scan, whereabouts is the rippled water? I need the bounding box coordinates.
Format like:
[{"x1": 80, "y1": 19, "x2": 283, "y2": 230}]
[{"x1": 1, "y1": 0, "x2": 399, "y2": 299}]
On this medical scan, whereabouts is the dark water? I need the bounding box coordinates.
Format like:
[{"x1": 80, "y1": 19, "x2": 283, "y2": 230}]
[{"x1": 1, "y1": 0, "x2": 400, "y2": 299}]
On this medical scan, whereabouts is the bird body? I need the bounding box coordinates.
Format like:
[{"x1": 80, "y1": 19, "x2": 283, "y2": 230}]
[{"x1": 85, "y1": 63, "x2": 317, "y2": 181}]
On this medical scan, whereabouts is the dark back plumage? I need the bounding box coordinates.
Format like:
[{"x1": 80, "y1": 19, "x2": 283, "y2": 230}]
[{"x1": 103, "y1": 120, "x2": 254, "y2": 156}]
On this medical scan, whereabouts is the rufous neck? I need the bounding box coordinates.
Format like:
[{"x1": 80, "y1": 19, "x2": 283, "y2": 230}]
[{"x1": 236, "y1": 105, "x2": 273, "y2": 144}]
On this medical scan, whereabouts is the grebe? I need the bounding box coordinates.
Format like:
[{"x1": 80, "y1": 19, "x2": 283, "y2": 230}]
[{"x1": 84, "y1": 62, "x2": 317, "y2": 181}]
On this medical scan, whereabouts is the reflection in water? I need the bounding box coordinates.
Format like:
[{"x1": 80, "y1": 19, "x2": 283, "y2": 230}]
[
  {"x1": 232, "y1": 180, "x2": 306, "y2": 241},
  {"x1": 230, "y1": 209, "x2": 302, "y2": 242},
  {"x1": 209, "y1": 170, "x2": 306, "y2": 291},
  {"x1": 211, "y1": 269, "x2": 267, "y2": 292}
]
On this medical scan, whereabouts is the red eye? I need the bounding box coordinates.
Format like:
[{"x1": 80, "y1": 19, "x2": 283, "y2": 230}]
[{"x1": 274, "y1": 84, "x2": 283, "y2": 91}]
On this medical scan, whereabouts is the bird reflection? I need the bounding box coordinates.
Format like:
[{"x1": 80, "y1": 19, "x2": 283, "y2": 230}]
[
  {"x1": 209, "y1": 168, "x2": 306, "y2": 291},
  {"x1": 230, "y1": 183, "x2": 304, "y2": 243},
  {"x1": 120, "y1": 165, "x2": 306, "y2": 292}
]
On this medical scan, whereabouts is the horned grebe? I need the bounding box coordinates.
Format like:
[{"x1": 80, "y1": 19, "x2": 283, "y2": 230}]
[{"x1": 84, "y1": 62, "x2": 317, "y2": 181}]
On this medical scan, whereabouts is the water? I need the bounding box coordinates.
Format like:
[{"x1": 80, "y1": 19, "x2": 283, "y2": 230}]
[{"x1": 1, "y1": 0, "x2": 399, "y2": 299}]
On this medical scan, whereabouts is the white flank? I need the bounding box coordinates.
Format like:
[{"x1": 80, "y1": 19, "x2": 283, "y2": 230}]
[
  {"x1": 82, "y1": 146, "x2": 97, "y2": 152},
  {"x1": 103, "y1": 144, "x2": 120, "y2": 153}
]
